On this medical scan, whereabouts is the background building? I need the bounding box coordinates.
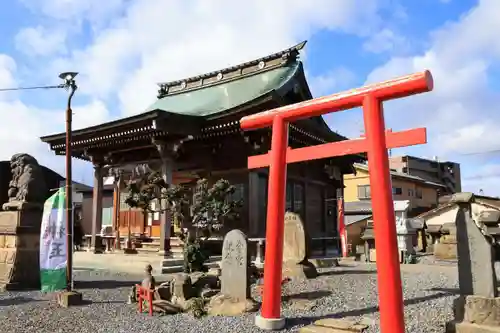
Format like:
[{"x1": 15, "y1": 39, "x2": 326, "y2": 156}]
[
  {"x1": 389, "y1": 155, "x2": 461, "y2": 195},
  {"x1": 43, "y1": 42, "x2": 362, "y2": 256},
  {"x1": 343, "y1": 163, "x2": 446, "y2": 216}
]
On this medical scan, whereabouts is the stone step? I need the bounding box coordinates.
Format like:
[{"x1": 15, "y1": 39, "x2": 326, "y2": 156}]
[
  {"x1": 121, "y1": 237, "x2": 184, "y2": 249},
  {"x1": 161, "y1": 256, "x2": 222, "y2": 268},
  {"x1": 447, "y1": 321, "x2": 500, "y2": 333},
  {"x1": 148, "y1": 237, "x2": 184, "y2": 246},
  {"x1": 160, "y1": 259, "x2": 220, "y2": 274},
  {"x1": 299, "y1": 318, "x2": 369, "y2": 333},
  {"x1": 141, "y1": 241, "x2": 161, "y2": 248},
  {"x1": 135, "y1": 247, "x2": 159, "y2": 253},
  {"x1": 251, "y1": 256, "x2": 340, "y2": 269}
]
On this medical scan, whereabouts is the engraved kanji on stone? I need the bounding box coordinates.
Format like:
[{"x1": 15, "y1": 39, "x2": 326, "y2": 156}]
[
  {"x1": 234, "y1": 239, "x2": 244, "y2": 266},
  {"x1": 224, "y1": 241, "x2": 234, "y2": 260},
  {"x1": 221, "y1": 229, "x2": 249, "y2": 301}
]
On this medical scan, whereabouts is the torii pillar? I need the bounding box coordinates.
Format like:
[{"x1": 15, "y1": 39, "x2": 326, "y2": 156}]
[{"x1": 240, "y1": 71, "x2": 434, "y2": 333}]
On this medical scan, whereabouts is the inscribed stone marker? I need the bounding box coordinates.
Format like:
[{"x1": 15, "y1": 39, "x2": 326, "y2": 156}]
[
  {"x1": 283, "y1": 211, "x2": 307, "y2": 264},
  {"x1": 221, "y1": 229, "x2": 249, "y2": 301}
]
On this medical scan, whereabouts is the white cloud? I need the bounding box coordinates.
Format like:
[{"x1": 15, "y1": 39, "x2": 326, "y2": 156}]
[
  {"x1": 363, "y1": 28, "x2": 408, "y2": 54},
  {"x1": 5, "y1": 0, "x2": 389, "y2": 181},
  {"x1": 365, "y1": 0, "x2": 500, "y2": 151},
  {"x1": 365, "y1": 0, "x2": 500, "y2": 193},
  {"x1": 308, "y1": 67, "x2": 356, "y2": 97},
  {"x1": 0, "y1": 55, "x2": 17, "y2": 99},
  {"x1": 15, "y1": 26, "x2": 66, "y2": 57},
  {"x1": 44, "y1": 0, "x2": 385, "y2": 114},
  {"x1": 436, "y1": 123, "x2": 500, "y2": 155},
  {"x1": 5, "y1": 0, "x2": 499, "y2": 196},
  {"x1": 462, "y1": 163, "x2": 500, "y2": 197},
  {"x1": 19, "y1": 0, "x2": 127, "y2": 26},
  {"x1": 0, "y1": 54, "x2": 110, "y2": 180}
]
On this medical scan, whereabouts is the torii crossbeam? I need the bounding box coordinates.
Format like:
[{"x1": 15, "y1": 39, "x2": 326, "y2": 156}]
[{"x1": 240, "y1": 71, "x2": 434, "y2": 333}]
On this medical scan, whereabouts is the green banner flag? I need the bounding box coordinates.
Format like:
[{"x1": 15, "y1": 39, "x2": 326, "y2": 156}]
[{"x1": 39, "y1": 188, "x2": 67, "y2": 292}]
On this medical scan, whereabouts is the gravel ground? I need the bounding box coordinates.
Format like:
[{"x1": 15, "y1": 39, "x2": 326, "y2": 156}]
[{"x1": 0, "y1": 261, "x2": 464, "y2": 333}]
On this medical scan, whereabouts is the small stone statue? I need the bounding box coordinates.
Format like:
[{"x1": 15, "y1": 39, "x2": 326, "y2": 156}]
[
  {"x1": 128, "y1": 264, "x2": 156, "y2": 305},
  {"x1": 127, "y1": 286, "x2": 136, "y2": 304},
  {"x1": 3, "y1": 153, "x2": 46, "y2": 210},
  {"x1": 141, "y1": 264, "x2": 156, "y2": 290}
]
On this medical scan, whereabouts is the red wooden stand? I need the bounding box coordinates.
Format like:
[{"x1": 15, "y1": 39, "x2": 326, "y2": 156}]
[
  {"x1": 240, "y1": 71, "x2": 434, "y2": 333},
  {"x1": 136, "y1": 284, "x2": 154, "y2": 316}
]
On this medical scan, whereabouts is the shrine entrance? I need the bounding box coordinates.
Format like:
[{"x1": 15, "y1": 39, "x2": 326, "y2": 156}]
[{"x1": 240, "y1": 71, "x2": 434, "y2": 333}]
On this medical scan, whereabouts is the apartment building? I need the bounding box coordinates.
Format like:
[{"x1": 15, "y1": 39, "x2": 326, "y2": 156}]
[{"x1": 389, "y1": 155, "x2": 461, "y2": 195}]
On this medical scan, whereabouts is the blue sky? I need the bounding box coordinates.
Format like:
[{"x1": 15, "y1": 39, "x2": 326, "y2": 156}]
[{"x1": 0, "y1": 0, "x2": 499, "y2": 194}]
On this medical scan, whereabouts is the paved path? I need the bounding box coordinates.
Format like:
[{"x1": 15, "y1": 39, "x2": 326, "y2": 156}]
[
  {"x1": 73, "y1": 251, "x2": 164, "y2": 275},
  {"x1": 73, "y1": 251, "x2": 457, "y2": 276}
]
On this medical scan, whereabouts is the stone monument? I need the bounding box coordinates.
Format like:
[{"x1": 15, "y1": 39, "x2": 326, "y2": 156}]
[
  {"x1": 208, "y1": 229, "x2": 259, "y2": 315},
  {"x1": 282, "y1": 211, "x2": 317, "y2": 279},
  {"x1": 0, "y1": 153, "x2": 46, "y2": 291},
  {"x1": 445, "y1": 193, "x2": 500, "y2": 333}
]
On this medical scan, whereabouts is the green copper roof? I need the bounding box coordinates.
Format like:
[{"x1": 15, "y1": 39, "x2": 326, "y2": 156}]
[{"x1": 146, "y1": 62, "x2": 301, "y2": 117}]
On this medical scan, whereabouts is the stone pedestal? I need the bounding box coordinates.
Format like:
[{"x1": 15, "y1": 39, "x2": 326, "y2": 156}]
[
  {"x1": 445, "y1": 193, "x2": 500, "y2": 332},
  {"x1": 207, "y1": 294, "x2": 259, "y2": 316},
  {"x1": 57, "y1": 291, "x2": 83, "y2": 308},
  {"x1": 446, "y1": 295, "x2": 500, "y2": 333},
  {"x1": 434, "y1": 239, "x2": 458, "y2": 260},
  {"x1": 0, "y1": 209, "x2": 42, "y2": 291},
  {"x1": 282, "y1": 260, "x2": 318, "y2": 279}
]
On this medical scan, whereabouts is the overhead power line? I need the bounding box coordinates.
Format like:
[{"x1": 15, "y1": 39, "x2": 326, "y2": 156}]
[
  {"x1": 0, "y1": 84, "x2": 65, "y2": 92},
  {"x1": 461, "y1": 149, "x2": 500, "y2": 156}
]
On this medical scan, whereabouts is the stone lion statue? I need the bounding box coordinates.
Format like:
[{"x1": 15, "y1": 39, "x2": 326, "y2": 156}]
[{"x1": 4, "y1": 153, "x2": 46, "y2": 209}]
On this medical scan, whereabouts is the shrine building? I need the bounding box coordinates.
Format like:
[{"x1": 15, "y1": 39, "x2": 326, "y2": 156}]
[{"x1": 40, "y1": 41, "x2": 362, "y2": 257}]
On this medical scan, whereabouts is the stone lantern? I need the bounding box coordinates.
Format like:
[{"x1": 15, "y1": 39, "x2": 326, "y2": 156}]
[{"x1": 394, "y1": 200, "x2": 417, "y2": 263}]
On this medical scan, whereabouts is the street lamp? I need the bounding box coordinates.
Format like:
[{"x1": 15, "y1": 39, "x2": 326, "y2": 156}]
[
  {"x1": 0, "y1": 72, "x2": 80, "y2": 298},
  {"x1": 59, "y1": 72, "x2": 78, "y2": 292}
]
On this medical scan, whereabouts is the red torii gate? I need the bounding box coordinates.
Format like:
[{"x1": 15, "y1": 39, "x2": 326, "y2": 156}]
[{"x1": 240, "y1": 71, "x2": 433, "y2": 332}]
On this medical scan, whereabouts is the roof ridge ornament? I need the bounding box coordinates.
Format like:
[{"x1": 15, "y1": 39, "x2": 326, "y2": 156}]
[{"x1": 156, "y1": 41, "x2": 307, "y2": 99}]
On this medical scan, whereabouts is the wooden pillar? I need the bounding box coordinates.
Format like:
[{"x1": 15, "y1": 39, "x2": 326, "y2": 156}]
[
  {"x1": 153, "y1": 140, "x2": 175, "y2": 257},
  {"x1": 248, "y1": 171, "x2": 259, "y2": 237},
  {"x1": 90, "y1": 164, "x2": 103, "y2": 253},
  {"x1": 337, "y1": 187, "x2": 347, "y2": 257},
  {"x1": 112, "y1": 175, "x2": 122, "y2": 250},
  {"x1": 159, "y1": 158, "x2": 173, "y2": 256}
]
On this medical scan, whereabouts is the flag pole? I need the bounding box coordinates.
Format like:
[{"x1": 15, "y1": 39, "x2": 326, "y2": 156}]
[
  {"x1": 65, "y1": 80, "x2": 76, "y2": 291},
  {"x1": 71, "y1": 201, "x2": 75, "y2": 291}
]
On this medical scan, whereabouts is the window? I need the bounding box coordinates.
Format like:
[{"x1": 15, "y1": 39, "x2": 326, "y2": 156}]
[
  {"x1": 286, "y1": 183, "x2": 293, "y2": 212},
  {"x1": 228, "y1": 183, "x2": 245, "y2": 202},
  {"x1": 119, "y1": 190, "x2": 131, "y2": 210},
  {"x1": 408, "y1": 189, "x2": 414, "y2": 197},
  {"x1": 257, "y1": 175, "x2": 268, "y2": 231},
  {"x1": 285, "y1": 180, "x2": 305, "y2": 218},
  {"x1": 357, "y1": 185, "x2": 371, "y2": 199},
  {"x1": 307, "y1": 184, "x2": 324, "y2": 237},
  {"x1": 102, "y1": 207, "x2": 113, "y2": 226},
  {"x1": 293, "y1": 183, "x2": 304, "y2": 216},
  {"x1": 392, "y1": 187, "x2": 402, "y2": 195},
  {"x1": 416, "y1": 188, "x2": 423, "y2": 199}
]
